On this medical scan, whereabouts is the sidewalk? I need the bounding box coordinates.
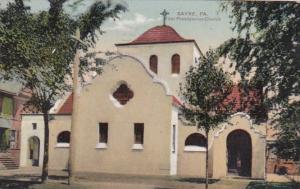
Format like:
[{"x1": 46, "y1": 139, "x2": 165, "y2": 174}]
[
  {"x1": 0, "y1": 167, "x2": 298, "y2": 189},
  {"x1": 0, "y1": 167, "x2": 70, "y2": 183},
  {"x1": 267, "y1": 173, "x2": 300, "y2": 182},
  {"x1": 286, "y1": 174, "x2": 300, "y2": 182},
  {"x1": 0, "y1": 167, "x2": 42, "y2": 181},
  {"x1": 0, "y1": 167, "x2": 251, "y2": 189}
]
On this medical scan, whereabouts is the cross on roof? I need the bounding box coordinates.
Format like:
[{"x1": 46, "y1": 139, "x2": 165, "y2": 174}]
[{"x1": 160, "y1": 9, "x2": 169, "y2": 26}]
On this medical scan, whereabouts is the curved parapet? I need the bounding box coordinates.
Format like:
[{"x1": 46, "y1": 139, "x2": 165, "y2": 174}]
[
  {"x1": 84, "y1": 54, "x2": 172, "y2": 97},
  {"x1": 208, "y1": 112, "x2": 266, "y2": 150}
]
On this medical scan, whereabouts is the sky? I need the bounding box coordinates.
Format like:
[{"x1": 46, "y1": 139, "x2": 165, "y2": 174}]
[{"x1": 0, "y1": 0, "x2": 236, "y2": 53}]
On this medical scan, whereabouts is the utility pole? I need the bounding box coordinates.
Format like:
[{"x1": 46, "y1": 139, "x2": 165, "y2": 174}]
[{"x1": 68, "y1": 27, "x2": 80, "y2": 184}]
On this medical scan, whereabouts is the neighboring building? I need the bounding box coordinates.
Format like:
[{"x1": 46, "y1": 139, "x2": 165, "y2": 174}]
[
  {"x1": 266, "y1": 126, "x2": 300, "y2": 175},
  {"x1": 20, "y1": 24, "x2": 268, "y2": 179},
  {"x1": 0, "y1": 81, "x2": 30, "y2": 169}
]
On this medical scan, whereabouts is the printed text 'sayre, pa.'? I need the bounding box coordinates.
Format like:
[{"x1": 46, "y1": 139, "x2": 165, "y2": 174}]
[{"x1": 167, "y1": 11, "x2": 221, "y2": 22}]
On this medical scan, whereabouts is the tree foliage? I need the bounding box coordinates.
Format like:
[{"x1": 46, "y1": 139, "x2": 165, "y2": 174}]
[
  {"x1": 180, "y1": 50, "x2": 233, "y2": 132},
  {"x1": 0, "y1": 0, "x2": 126, "y2": 112},
  {"x1": 219, "y1": 1, "x2": 300, "y2": 160},
  {"x1": 271, "y1": 101, "x2": 300, "y2": 161},
  {"x1": 180, "y1": 50, "x2": 233, "y2": 189},
  {"x1": 0, "y1": 0, "x2": 126, "y2": 181},
  {"x1": 1, "y1": 0, "x2": 74, "y2": 112}
]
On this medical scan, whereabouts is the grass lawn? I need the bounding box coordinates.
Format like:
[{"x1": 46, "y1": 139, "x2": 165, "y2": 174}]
[
  {"x1": 246, "y1": 181, "x2": 300, "y2": 189},
  {"x1": 0, "y1": 180, "x2": 84, "y2": 189}
]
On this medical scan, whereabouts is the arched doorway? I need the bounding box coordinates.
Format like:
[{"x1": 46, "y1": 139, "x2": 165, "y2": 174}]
[
  {"x1": 28, "y1": 136, "x2": 40, "y2": 166},
  {"x1": 227, "y1": 130, "x2": 252, "y2": 177}
]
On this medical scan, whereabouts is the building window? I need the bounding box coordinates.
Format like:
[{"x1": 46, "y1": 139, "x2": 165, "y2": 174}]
[
  {"x1": 32, "y1": 123, "x2": 37, "y2": 130},
  {"x1": 57, "y1": 131, "x2": 70, "y2": 148},
  {"x1": 185, "y1": 133, "x2": 206, "y2": 147},
  {"x1": 184, "y1": 133, "x2": 207, "y2": 152},
  {"x1": 10, "y1": 130, "x2": 16, "y2": 142},
  {"x1": 134, "y1": 123, "x2": 144, "y2": 145},
  {"x1": 172, "y1": 125, "x2": 176, "y2": 153},
  {"x1": 149, "y1": 55, "x2": 158, "y2": 74},
  {"x1": 171, "y1": 54, "x2": 180, "y2": 74},
  {"x1": 9, "y1": 130, "x2": 16, "y2": 149},
  {"x1": 99, "y1": 123, "x2": 108, "y2": 143},
  {"x1": 0, "y1": 128, "x2": 10, "y2": 151},
  {"x1": 112, "y1": 83, "x2": 134, "y2": 105},
  {"x1": 0, "y1": 95, "x2": 14, "y2": 117}
]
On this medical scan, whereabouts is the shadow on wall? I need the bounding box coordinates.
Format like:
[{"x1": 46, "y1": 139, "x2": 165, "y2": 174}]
[
  {"x1": 246, "y1": 181, "x2": 300, "y2": 189},
  {"x1": 176, "y1": 177, "x2": 219, "y2": 184}
]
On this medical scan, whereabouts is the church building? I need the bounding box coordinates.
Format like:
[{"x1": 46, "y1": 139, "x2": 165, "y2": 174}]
[{"x1": 19, "y1": 22, "x2": 267, "y2": 179}]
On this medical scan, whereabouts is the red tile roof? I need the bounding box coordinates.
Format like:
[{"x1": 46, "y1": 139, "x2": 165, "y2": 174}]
[
  {"x1": 223, "y1": 85, "x2": 261, "y2": 112},
  {"x1": 177, "y1": 85, "x2": 261, "y2": 114},
  {"x1": 172, "y1": 96, "x2": 183, "y2": 106},
  {"x1": 58, "y1": 93, "x2": 73, "y2": 114},
  {"x1": 116, "y1": 25, "x2": 195, "y2": 46}
]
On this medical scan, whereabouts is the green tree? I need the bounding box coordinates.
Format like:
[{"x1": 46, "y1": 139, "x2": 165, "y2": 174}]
[
  {"x1": 271, "y1": 101, "x2": 300, "y2": 161},
  {"x1": 219, "y1": 1, "x2": 300, "y2": 161},
  {"x1": 0, "y1": 0, "x2": 126, "y2": 182},
  {"x1": 180, "y1": 50, "x2": 233, "y2": 189}
]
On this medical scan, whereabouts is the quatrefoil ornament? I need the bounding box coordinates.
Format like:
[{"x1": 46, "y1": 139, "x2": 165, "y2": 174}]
[{"x1": 112, "y1": 84, "x2": 134, "y2": 105}]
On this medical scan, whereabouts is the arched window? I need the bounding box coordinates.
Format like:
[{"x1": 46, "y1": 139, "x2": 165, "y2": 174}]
[
  {"x1": 171, "y1": 54, "x2": 180, "y2": 74},
  {"x1": 28, "y1": 136, "x2": 40, "y2": 166},
  {"x1": 185, "y1": 133, "x2": 207, "y2": 148},
  {"x1": 57, "y1": 131, "x2": 70, "y2": 143},
  {"x1": 149, "y1": 55, "x2": 158, "y2": 74}
]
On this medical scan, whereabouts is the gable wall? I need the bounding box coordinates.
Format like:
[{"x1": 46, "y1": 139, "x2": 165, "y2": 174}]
[
  {"x1": 211, "y1": 114, "x2": 266, "y2": 179},
  {"x1": 72, "y1": 56, "x2": 173, "y2": 175}
]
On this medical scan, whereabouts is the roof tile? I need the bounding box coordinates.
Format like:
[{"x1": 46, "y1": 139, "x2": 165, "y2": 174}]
[
  {"x1": 117, "y1": 25, "x2": 194, "y2": 45},
  {"x1": 58, "y1": 93, "x2": 73, "y2": 114}
]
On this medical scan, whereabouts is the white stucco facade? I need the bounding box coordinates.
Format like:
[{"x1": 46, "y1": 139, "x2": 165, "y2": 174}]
[
  {"x1": 170, "y1": 106, "x2": 179, "y2": 175},
  {"x1": 20, "y1": 115, "x2": 45, "y2": 167},
  {"x1": 20, "y1": 114, "x2": 70, "y2": 170},
  {"x1": 19, "y1": 24, "x2": 268, "y2": 179},
  {"x1": 117, "y1": 42, "x2": 201, "y2": 95}
]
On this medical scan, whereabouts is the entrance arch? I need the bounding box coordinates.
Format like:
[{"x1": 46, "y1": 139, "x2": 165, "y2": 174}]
[
  {"x1": 227, "y1": 130, "x2": 252, "y2": 177},
  {"x1": 28, "y1": 136, "x2": 40, "y2": 166}
]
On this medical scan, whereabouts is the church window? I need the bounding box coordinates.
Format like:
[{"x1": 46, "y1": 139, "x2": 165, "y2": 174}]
[
  {"x1": 185, "y1": 133, "x2": 207, "y2": 147},
  {"x1": 134, "y1": 123, "x2": 144, "y2": 145},
  {"x1": 113, "y1": 83, "x2": 134, "y2": 105},
  {"x1": 0, "y1": 95, "x2": 14, "y2": 117},
  {"x1": 171, "y1": 54, "x2": 180, "y2": 74},
  {"x1": 32, "y1": 123, "x2": 37, "y2": 130},
  {"x1": 149, "y1": 55, "x2": 158, "y2": 74},
  {"x1": 99, "y1": 123, "x2": 108, "y2": 143},
  {"x1": 57, "y1": 131, "x2": 70, "y2": 143},
  {"x1": 10, "y1": 130, "x2": 16, "y2": 142}
]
